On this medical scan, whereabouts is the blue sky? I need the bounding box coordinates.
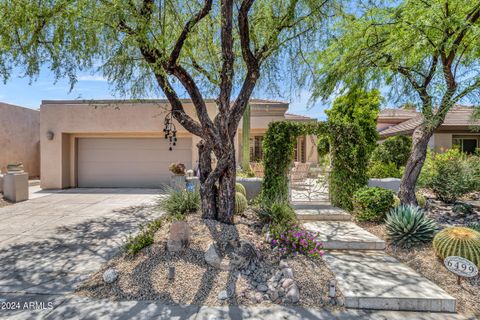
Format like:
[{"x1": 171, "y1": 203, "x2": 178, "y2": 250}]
[{"x1": 0, "y1": 69, "x2": 331, "y2": 120}]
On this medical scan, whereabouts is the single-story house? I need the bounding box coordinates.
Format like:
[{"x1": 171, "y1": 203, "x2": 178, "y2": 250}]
[
  {"x1": 377, "y1": 106, "x2": 480, "y2": 153},
  {"x1": 40, "y1": 99, "x2": 318, "y2": 189},
  {"x1": 0, "y1": 102, "x2": 40, "y2": 177}
]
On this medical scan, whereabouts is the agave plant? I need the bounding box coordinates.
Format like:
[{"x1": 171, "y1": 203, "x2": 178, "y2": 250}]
[{"x1": 385, "y1": 205, "x2": 438, "y2": 249}]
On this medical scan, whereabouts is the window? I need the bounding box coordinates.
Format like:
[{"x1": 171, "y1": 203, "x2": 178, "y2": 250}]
[
  {"x1": 453, "y1": 136, "x2": 479, "y2": 154},
  {"x1": 294, "y1": 136, "x2": 307, "y2": 163},
  {"x1": 250, "y1": 136, "x2": 264, "y2": 161}
]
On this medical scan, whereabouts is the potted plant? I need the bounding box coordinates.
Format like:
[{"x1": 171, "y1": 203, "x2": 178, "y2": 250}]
[{"x1": 169, "y1": 163, "x2": 186, "y2": 191}]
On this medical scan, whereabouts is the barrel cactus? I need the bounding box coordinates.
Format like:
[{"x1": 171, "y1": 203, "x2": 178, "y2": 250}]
[
  {"x1": 236, "y1": 183, "x2": 247, "y2": 197},
  {"x1": 385, "y1": 205, "x2": 437, "y2": 248},
  {"x1": 433, "y1": 227, "x2": 480, "y2": 267},
  {"x1": 235, "y1": 192, "x2": 248, "y2": 214}
]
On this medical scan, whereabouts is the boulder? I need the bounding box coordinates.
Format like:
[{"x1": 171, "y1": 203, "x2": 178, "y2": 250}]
[
  {"x1": 285, "y1": 284, "x2": 300, "y2": 303},
  {"x1": 204, "y1": 243, "x2": 231, "y2": 271},
  {"x1": 103, "y1": 268, "x2": 118, "y2": 284},
  {"x1": 167, "y1": 221, "x2": 190, "y2": 252}
]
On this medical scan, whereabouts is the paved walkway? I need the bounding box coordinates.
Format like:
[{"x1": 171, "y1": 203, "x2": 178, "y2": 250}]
[{"x1": 0, "y1": 189, "x2": 163, "y2": 297}]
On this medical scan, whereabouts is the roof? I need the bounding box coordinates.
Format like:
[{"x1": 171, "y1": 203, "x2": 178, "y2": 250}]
[
  {"x1": 284, "y1": 113, "x2": 316, "y2": 121},
  {"x1": 379, "y1": 106, "x2": 480, "y2": 138},
  {"x1": 378, "y1": 108, "x2": 418, "y2": 121}
]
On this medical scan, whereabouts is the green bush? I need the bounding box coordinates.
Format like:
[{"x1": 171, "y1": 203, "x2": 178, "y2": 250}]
[
  {"x1": 393, "y1": 192, "x2": 427, "y2": 208},
  {"x1": 367, "y1": 161, "x2": 401, "y2": 178},
  {"x1": 452, "y1": 202, "x2": 474, "y2": 215},
  {"x1": 385, "y1": 205, "x2": 437, "y2": 248},
  {"x1": 159, "y1": 189, "x2": 201, "y2": 217},
  {"x1": 124, "y1": 217, "x2": 163, "y2": 255},
  {"x1": 255, "y1": 199, "x2": 296, "y2": 227},
  {"x1": 235, "y1": 192, "x2": 248, "y2": 214},
  {"x1": 370, "y1": 136, "x2": 412, "y2": 168},
  {"x1": 419, "y1": 149, "x2": 475, "y2": 203},
  {"x1": 236, "y1": 183, "x2": 247, "y2": 196},
  {"x1": 467, "y1": 223, "x2": 480, "y2": 232},
  {"x1": 352, "y1": 186, "x2": 395, "y2": 222},
  {"x1": 466, "y1": 155, "x2": 480, "y2": 191}
]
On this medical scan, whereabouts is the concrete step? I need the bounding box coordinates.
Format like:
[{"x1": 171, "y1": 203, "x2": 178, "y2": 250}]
[
  {"x1": 304, "y1": 221, "x2": 385, "y2": 250},
  {"x1": 323, "y1": 250, "x2": 457, "y2": 313},
  {"x1": 294, "y1": 205, "x2": 352, "y2": 222}
]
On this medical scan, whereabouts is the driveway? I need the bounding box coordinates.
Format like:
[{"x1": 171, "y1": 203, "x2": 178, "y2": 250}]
[{"x1": 0, "y1": 189, "x2": 164, "y2": 297}]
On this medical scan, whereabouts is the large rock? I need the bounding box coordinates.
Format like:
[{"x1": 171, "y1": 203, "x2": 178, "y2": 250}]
[
  {"x1": 167, "y1": 221, "x2": 190, "y2": 252},
  {"x1": 103, "y1": 268, "x2": 118, "y2": 284},
  {"x1": 285, "y1": 284, "x2": 300, "y2": 303},
  {"x1": 204, "y1": 243, "x2": 231, "y2": 271}
]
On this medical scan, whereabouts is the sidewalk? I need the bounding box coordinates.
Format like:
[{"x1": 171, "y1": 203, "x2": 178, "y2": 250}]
[{"x1": 0, "y1": 295, "x2": 473, "y2": 320}]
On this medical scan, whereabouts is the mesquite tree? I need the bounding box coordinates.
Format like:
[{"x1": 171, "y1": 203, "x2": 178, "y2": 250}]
[
  {"x1": 0, "y1": 0, "x2": 332, "y2": 223},
  {"x1": 313, "y1": 0, "x2": 480, "y2": 205}
]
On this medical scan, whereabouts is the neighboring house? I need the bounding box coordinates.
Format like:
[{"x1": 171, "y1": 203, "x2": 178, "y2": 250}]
[
  {"x1": 377, "y1": 106, "x2": 480, "y2": 153},
  {"x1": 40, "y1": 99, "x2": 318, "y2": 189},
  {"x1": 0, "y1": 102, "x2": 40, "y2": 177}
]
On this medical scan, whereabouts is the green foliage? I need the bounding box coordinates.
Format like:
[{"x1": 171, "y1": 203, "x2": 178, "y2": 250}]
[
  {"x1": 352, "y1": 186, "x2": 395, "y2": 222},
  {"x1": 269, "y1": 224, "x2": 323, "y2": 258},
  {"x1": 367, "y1": 161, "x2": 402, "y2": 179},
  {"x1": 317, "y1": 135, "x2": 330, "y2": 157},
  {"x1": 159, "y1": 189, "x2": 200, "y2": 218},
  {"x1": 370, "y1": 136, "x2": 412, "y2": 169},
  {"x1": 235, "y1": 192, "x2": 248, "y2": 214},
  {"x1": 255, "y1": 198, "x2": 297, "y2": 227},
  {"x1": 236, "y1": 183, "x2": 247, "y2": 197},
  {"x1": 419, "y1": 149, "x2": 476, "y2": 203},
  {"x1": 467, "y1": 223, "x2": 480, "y2": 233},
  {"x1": 385, "y1": 205, "x2": 437, "y2": 248},
  {"x1": 452, "y1": 202, "x2": 474, "y2": 215},
  {"x1": 124, "y1": 217, "x2": 163, "y2": 255},
  {"x1": 433, "y1": 227, "x2": 480, "y2": 267},
  {"x1": 393, "y1": 192, "x2": 427, "y2": 208}
]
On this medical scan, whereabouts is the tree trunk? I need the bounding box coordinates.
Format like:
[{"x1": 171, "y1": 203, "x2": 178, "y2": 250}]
[
  {"x1": 216, "y1": 140, "x2": 236, "y2": 224},
  {"x1": 398, "y1": 125, "x2": 433, "y2": 205},
  {"x1": 198, "y1": 140, "x2": 217, "y2": 219}
]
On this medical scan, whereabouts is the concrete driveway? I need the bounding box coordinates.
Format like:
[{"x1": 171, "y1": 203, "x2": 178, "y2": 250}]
[{"x1": 0, "y1": 188, "x2": 164, "y2": 297}]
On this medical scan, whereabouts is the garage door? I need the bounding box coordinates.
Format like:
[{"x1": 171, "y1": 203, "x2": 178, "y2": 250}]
[{"x1": 77, "y1": 138, "x2": 192, "y2": 188}]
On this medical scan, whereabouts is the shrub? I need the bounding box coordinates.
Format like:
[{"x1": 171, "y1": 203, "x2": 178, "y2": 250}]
[
  {"x1": 370, "y1": 135, "x2": 412, "y2": 168},
  {"x1": 236, "y1": 183, "x2": 247, "y2": 197},
  {"x1": 255, "y1": 199, "x2": 296, "y2": 227},
  {"x1": 452, "y1": 202, "x2": 474, "y2": 215},
  {"x1": 466, "y1": 155, "x2": 480, "y2": 190},
  {"x1": 235, "y1": 192, "x2": 248, "y2": 214},
  {"x1": 367, "y1": 161, "x2": 401, "y2": 178},
  {"x1": 393, "y1": 192, "x2": 427, "y2": 208},
  {"x1": 352, "y1": 186, "x2": 395, "y2": 222},
  {"x1": 269, "y1": 224, "x2": 323, "y2": 258},
  {"x1": 124, "y1": 217, "x2": 163, "y2": 255},
  {"x1": 159, "y1": 189, "x2": 200, "y2": 217},
  {"x1": 419, "y1": 149, "x2": 476, "y2": 203},
  {"x1": 433, "y1": 227, "x2": 480, "y2": 267},
  {"x1": 467, "y1": 223, "x2": 480, "y2": 232},
  {"x1": 385, "y1": 205, "x2": 437, "y2": 248},
  {"x1": 168, "y1": 162, "x2": 186, "y2": 175}
]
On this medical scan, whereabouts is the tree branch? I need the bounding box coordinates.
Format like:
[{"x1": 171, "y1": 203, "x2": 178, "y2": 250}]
[{"x1": 218, "y1": 0, "x2": 235, "y2": 114}]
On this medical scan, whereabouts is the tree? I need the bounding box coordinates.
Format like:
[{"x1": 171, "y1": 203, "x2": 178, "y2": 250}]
[
  {"x1": 313, "y1": 0, "x2": 480, "y2": 204},
  {"x1": 0, "y1": 0, "x2": 333, "y2": 223}
]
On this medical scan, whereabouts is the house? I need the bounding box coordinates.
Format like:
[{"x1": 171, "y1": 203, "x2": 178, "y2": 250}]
[
  {"x1": 0, "y1": 102, "x2": 40, "y2": 177},
  {"x1": 377, "y1": 106, "x2": 480, "y2": 153},
  {"x1": 40, "y1": 99, "x2": 318, "y2": 189}
]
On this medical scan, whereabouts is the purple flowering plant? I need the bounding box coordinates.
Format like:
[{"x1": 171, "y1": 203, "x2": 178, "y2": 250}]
[{"x1": 269, "y1": 224, "x2": 323, "y2": 258}]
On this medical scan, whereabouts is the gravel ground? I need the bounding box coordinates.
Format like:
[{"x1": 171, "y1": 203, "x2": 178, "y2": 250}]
[
  {"x1": 77, "y1": 209, "x2": 343, "y2": 309},
  {"x1": 358, "y1": 221, "x2": 479, "y2": 317},
  {"x1": 0, "y1": 197, "x2": 12, "y2": 208}
]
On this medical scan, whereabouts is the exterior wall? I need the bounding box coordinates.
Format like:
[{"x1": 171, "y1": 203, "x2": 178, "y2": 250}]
[
  {"x1": 0, "y1": 102, "x2": 40, "y2": 177},
  {"x1": 432, "y1": 133, "x2": 452, "y2": 152}
]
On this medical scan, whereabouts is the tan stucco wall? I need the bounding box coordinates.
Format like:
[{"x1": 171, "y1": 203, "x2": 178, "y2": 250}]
[
  {"x1": 0, "y1": 103, "x2": 40, "y2": 177},
  {"x1": 40, "y1": 100, "x2": 299, "y2": 189},
  {"x1": 432, "y1": 133, "x2": 452, "y2": 152}
]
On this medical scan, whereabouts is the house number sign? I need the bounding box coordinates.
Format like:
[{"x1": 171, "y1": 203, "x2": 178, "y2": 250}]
[{"x1": 444, "y1": 256, "x2": 478, "y2": 284}]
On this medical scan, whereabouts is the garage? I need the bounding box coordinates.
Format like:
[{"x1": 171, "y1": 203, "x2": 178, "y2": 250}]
[{"x1": 77, "y1": 137, "x2": 192, "y2": 188}]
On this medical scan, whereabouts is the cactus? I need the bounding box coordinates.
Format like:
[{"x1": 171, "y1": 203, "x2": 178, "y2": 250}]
[
  {"x1": 452, "y1": 202, "x2": 474, "y2": 215},
  {"x1": 235, "y1": 192, "x2": 248, "y2": 214},
  {"x1": 467, "y1": 223, "x2": 480, "y2": 233},
  {"x1": 433, "y1": 227, "x2": 480, "y2": 267},
  {"x1": 393, "y1": 192, "x2": 426, "y2": 208},
  {"x1": 236, "y1": 183, "x2": 247, "y2": 197},
  {"x1": 385, "y1": 205, "x2": 437, "y2": 248}
]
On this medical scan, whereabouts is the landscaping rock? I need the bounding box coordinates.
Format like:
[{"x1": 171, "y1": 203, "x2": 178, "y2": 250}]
[
  {"x1": 279, "y1": 261, "x2": 289, "y2": 269},
  {"x1": 282, "y1": 268, "x2": 294, "y2": 279},
  {"x1": 218, "y1": 290, "x2": 229, "y2": 300},
  {"x1": 257, "y1": 284, "x2": 268, "y2": 292},
  {"x1": 269, "y1": 290, "x2": 279, "y2": 301},
  {"x1": 285, "y1": 284, "x2": 300, "y2": 303},
  {"x1": 102, "y1": 268, "x2": 118, "y2": 284},
  {"x1": 167, "y1": 221, "x2": 190, "y2": 252},
  {"x1": 282, "y1": 278, "x2": 294, "y2": 289},
  {"x1": 204, "y1": 243, "x2": 231, "y2": 270},
  {"x1": 255, "y1": 292, "x2": 263, "y2": 303}
]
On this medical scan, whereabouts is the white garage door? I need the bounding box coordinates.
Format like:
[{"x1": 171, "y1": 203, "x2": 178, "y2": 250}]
[{"x1": 77, "y1": 138, "x2": 192, "y2": 188}]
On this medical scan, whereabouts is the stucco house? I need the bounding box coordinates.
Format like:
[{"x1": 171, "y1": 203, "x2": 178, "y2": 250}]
[
  {"x1": 0, "y1": 102, "x2": 40, "y2": 177},
  {"x1": 377, "y1": 106, "x2": 480, "y2": 153},
  {"x1": 40, "y1": 99, "x2": 318, "y2": 189}
]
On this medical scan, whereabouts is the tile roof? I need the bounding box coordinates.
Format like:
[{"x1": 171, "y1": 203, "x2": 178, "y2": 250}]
[
  {"x1": 378, "y1": 108, "x2": 419, "y2": 120},
  {"x1": 284, "y1": 113, "x2": 316, "y2": 121}
]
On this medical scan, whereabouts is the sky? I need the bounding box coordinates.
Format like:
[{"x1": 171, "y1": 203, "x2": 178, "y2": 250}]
[{"x1": 0, "y1": 68, "x2": 331, "y2": 120}]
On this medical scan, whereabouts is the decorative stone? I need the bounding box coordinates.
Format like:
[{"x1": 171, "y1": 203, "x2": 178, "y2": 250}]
[
  {"x1": 282, "y1": 278, "x2": 294, "y2": 289},
  {"x1": 269, "y1": 290, "x2": 279, "y2": 301},
  {"x1": 282, "y1": 267, "x2": 294, "y2": 279},
  {"x1": 255, "y1": 292, "x2": 263, "y2": 303},
  {"x1": 204, "y1": 243, "x2": 231, "y2": 270},
  {"x1": 167, "y1": 221, "x2": 190, "y2": 252},
  {"x1": 218, "y1": 290, "x2": 229, "y2": 300},
  {"x1": 103, "y1": 268, "x2": 118, "y2": 284},
  {"x1": 257, "y1": 284, "x2": 268, "y2": 292},
  {"x1": 285, "y1": 284, "x2": 300, "y2": 303},
  {"x1": 279, "y1": 261, "x2": 289, "y2": 269}
]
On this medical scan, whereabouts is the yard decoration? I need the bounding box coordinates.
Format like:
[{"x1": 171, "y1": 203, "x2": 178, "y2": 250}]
[
  {"x1": 433, "y1": 227, "x2": 480, "y2": 267},
  {"x1": 236, "y1": 183, "x2": 247, "y2": 197},
  {"x1": 235, "y1": 192, "x2": 248, "y2": 214},
  {"x1": 385, "y1": 205, "x2": 437, "y2": 248}
]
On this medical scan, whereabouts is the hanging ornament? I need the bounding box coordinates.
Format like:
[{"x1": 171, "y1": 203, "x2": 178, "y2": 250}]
[{"x1": 163, "y1": 111, "x2": 177, "y2": 151}]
